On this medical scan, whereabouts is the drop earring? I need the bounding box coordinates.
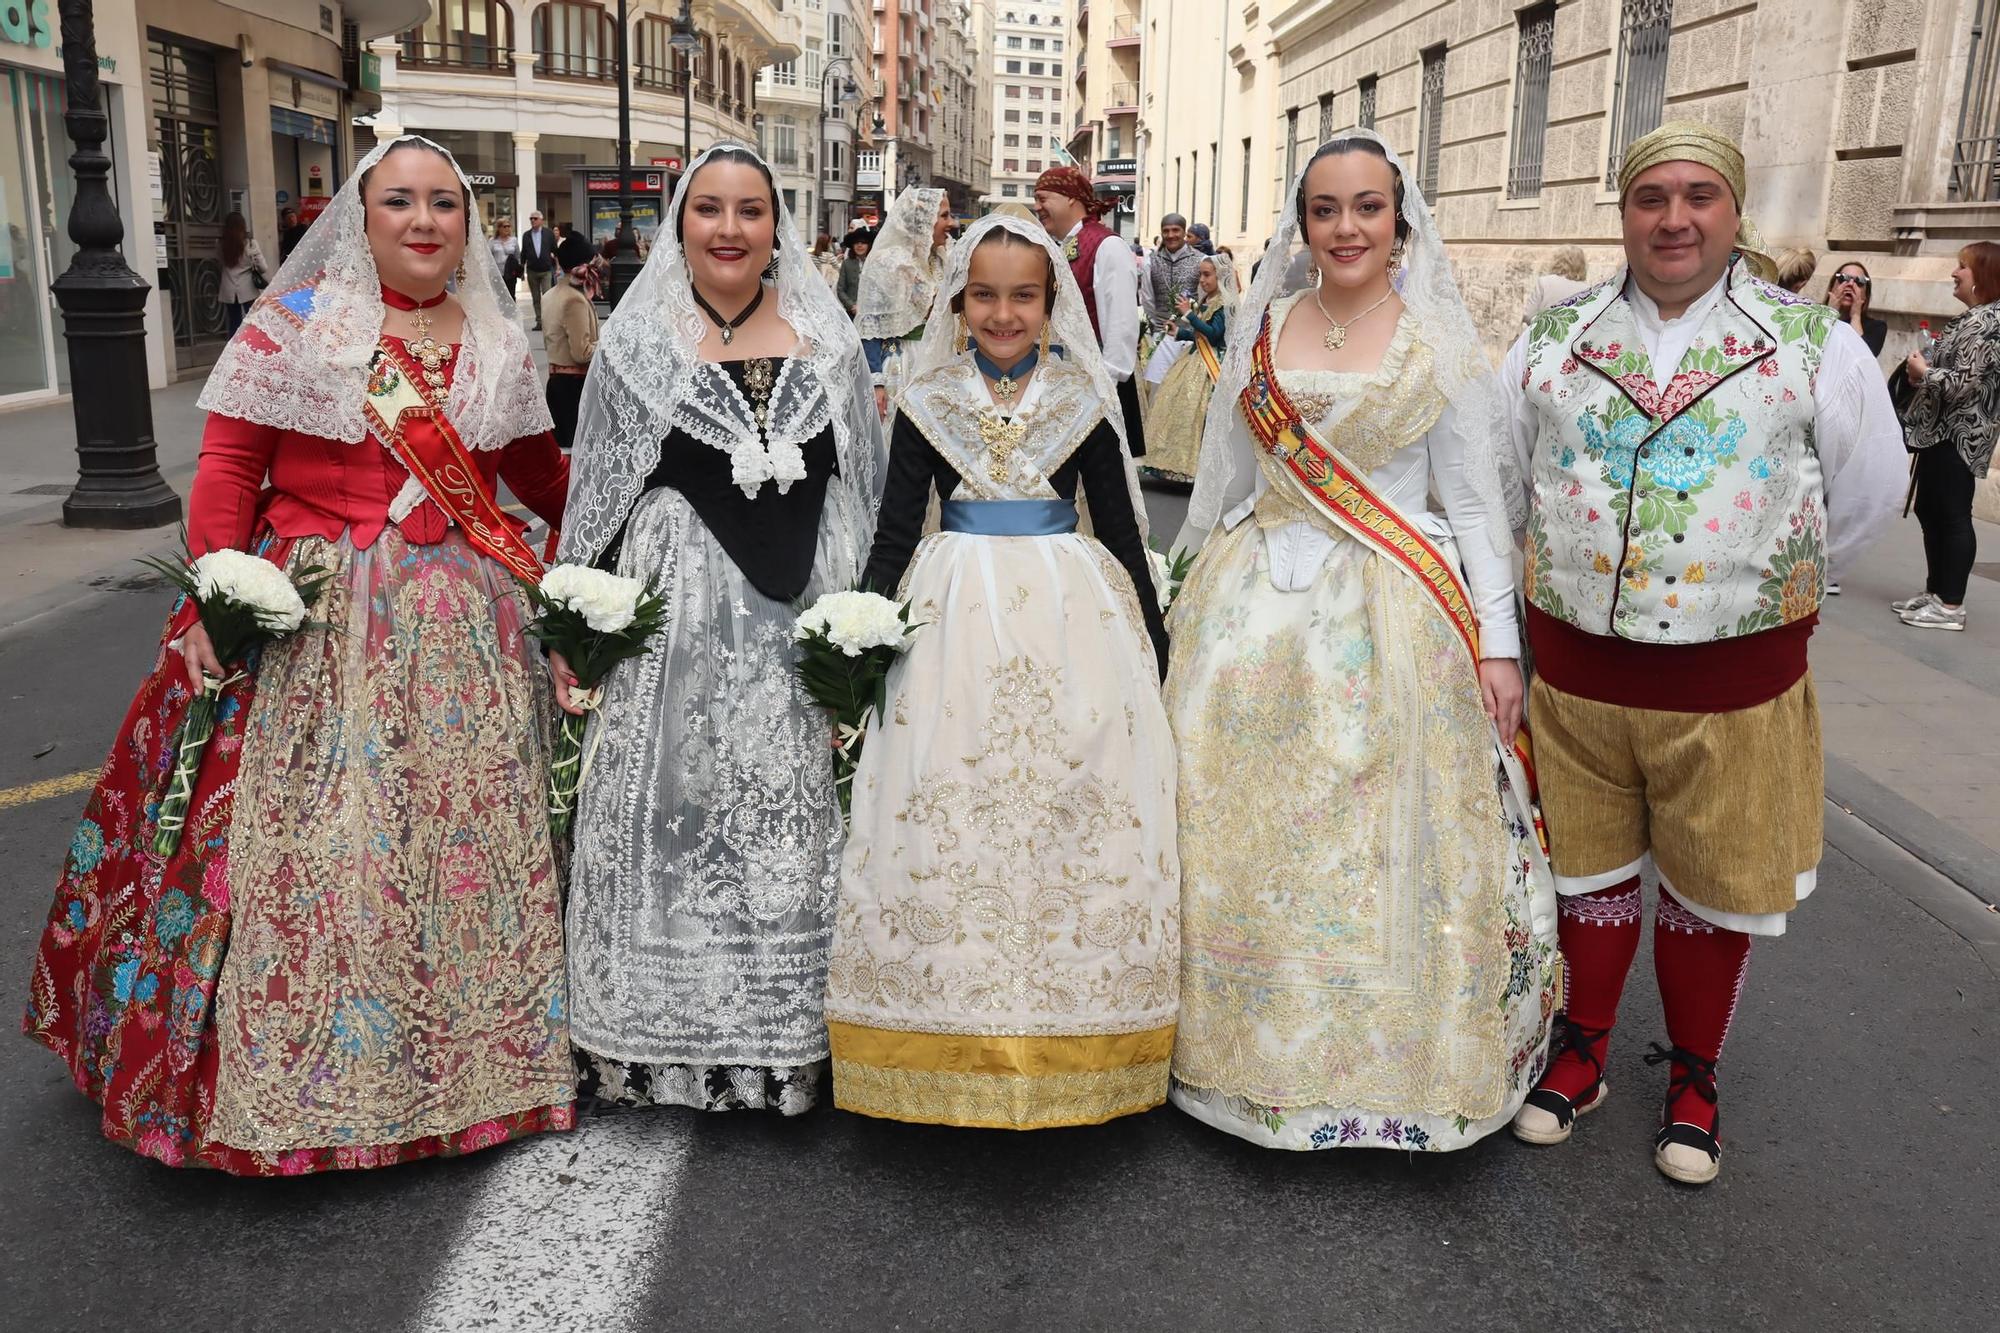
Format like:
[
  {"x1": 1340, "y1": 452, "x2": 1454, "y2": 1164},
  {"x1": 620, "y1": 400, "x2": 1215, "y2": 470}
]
[
  {"x1": 955, "y1": 312, "x2": 970, "y2": 349},
  {"x1": 1388, "y1": 239, "x2": 1406, "y2": 281},
  {"x1": 454, "y1": 258, "x2": 467, "y2": 287},
  {"x1": 1037, "y1": 317, "x2": 1052, "y2": 362}
]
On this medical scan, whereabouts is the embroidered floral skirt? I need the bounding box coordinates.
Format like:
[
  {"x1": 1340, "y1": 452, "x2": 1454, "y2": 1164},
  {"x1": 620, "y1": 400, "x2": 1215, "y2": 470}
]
[
  {"x1": 1163, "y1": 520, "x2": 1557, "y2": 1152},
  {"x1": 565, "y1": 491, "x2": 845, "y2": 1112},
  {"x1": 826, "y1": 530, "x2": 1181, "y2": 1129},
  {"x1": 23, "y1": 530, "x2": 575, "y2": 1173},
  {"x1": 1140, "y1": 349, "x2": 1214, "y2": 484}
]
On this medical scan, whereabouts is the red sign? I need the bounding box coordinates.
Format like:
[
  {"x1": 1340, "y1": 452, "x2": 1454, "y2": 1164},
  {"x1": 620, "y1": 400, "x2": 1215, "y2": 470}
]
[
  {"x1": 298, "y1": 195, "x2": 332, "y2": 223},
  {"x1": 587, "y1": 172, "x2": 667, "y2": 192},
  {"x1": 649, "y1": 157, "x2": 682, "y2": 171}
]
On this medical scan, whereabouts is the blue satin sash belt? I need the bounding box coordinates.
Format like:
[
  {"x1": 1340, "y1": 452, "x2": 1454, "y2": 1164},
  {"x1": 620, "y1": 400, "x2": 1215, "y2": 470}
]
[{"x1": 938, "y1": 498, "x2": 1079, "y2": 536}]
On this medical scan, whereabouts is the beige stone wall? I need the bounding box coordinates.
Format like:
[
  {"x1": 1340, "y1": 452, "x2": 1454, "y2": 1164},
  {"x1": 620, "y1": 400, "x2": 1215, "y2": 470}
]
[{"x1": 1253, "y1": 0, "x2": 1983, "y2": 364}]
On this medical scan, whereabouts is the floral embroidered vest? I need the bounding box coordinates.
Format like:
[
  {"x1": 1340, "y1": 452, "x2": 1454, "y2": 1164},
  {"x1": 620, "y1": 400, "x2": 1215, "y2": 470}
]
[{"x1": 1521, "y1": 258, "x2": 1835, "y2": 644}]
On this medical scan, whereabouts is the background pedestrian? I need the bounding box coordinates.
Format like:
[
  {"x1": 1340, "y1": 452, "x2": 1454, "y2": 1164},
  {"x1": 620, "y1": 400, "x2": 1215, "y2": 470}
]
[{"x1": 216, "y1": 210, "x2": 267, "y2": 335}]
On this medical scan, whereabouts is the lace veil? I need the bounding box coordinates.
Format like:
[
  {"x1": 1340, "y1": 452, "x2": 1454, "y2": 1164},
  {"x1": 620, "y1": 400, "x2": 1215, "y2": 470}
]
[
  {"x1": 902, "y1": 213, "x2": 1147, "y2": 542},
  {"x1": 196, "y1": 133, "x2": 548, "y2": 451},
  {"x1": 558, "y1": 142, "x2": 883, "y2": 565},
  {"x1": 1178, "y1": 128, "x2": 1518, "y2": 556},
  {"x1": 853, "y1": 187, "x2": 946, "y2": 339}
]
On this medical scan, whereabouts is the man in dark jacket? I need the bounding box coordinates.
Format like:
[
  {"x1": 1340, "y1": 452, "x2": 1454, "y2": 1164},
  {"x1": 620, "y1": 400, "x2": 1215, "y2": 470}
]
[{"x1": 520, "y1": 211, "x2": 556, "y2": 330}]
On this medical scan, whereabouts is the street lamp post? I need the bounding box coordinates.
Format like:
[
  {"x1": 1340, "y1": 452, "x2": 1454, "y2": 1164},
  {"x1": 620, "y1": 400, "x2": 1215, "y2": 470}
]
[
  {"x1": 815, "y1": 58, "x2": 860, "y2": 239},
  {"x1": 53, "y1": 0, "x2": 180, "y2": 530},
  {"x1": 672, "y1": 0, "x2": 699, "y2": 175},
  {"x1": 609, "y1": 0, "x2": 642, "y2": 307}
]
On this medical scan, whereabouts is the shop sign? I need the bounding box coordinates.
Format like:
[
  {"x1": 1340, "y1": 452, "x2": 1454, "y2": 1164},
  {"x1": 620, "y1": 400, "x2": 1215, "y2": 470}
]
[
  {"x1": 856, "y1": 167, "x2": 883, "y2": 189},
  {"x1": 649, "y1": 157, "x2": 682, "y2": 171},
  {"x1": 1097, "y1": 158, "x2": 1136, "y2": 176},
  {"x1": 359, "y1": 51, "x2": 381, "y2": 93},
  {"x1": 299, "y1": 195, "x2": 332, "y2": 223},
  {"x1": 283, "y1": 76, "x2": 340, "y2": 121},
  {"x1": 585, "y1": 170, "x2": 665, "y2": 193},
  {"x1": 465, "y1": 174, "x2": 497, "y2": 187},
  {"x1": 0, "y1": 1, "x2": 53, "y2": 49}
]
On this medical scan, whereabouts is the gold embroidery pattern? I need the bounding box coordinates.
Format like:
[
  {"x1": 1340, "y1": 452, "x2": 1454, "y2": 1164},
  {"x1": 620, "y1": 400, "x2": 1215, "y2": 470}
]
[
  {"x1": 828, "y1": 559, "x2": 1179, "y2": 1061},
  {"x1": 830, "y1": 1058, "x2": 1169, "y2": 1129},
  {"x1": 1165, "y1": 521, "x2": 1514, "y2": 1117},
  {"x1": 210, "y1": 531, "x2": 573, "y2": 1150}
]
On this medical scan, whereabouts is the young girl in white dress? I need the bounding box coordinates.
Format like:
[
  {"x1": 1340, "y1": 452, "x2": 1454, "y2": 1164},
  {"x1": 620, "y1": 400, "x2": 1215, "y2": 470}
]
[{"x1": 824, "y1": 215, "x2": 1179, "y2": 1129}]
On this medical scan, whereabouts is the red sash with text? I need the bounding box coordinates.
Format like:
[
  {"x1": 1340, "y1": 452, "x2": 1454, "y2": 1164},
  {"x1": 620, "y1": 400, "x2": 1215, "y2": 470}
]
[{"x1": 360, "y1": 337, "x2": 546, "y2": 584}]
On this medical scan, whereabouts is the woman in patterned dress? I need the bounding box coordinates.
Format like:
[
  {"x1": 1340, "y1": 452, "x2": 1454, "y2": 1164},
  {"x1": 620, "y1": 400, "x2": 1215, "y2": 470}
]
[
  {"x1": 824, "y1": 215, "x2": 1177, "y2": 1129},
  {"x1": 1162, "y1": 131, "x2": 1557, "y2": 1152},
  {"x1": 23, "y1": 136, "x2": 575, "y2": 1173},
  {"x1": 554, "y1": 144, "x2": 882, "y2": 1114}
]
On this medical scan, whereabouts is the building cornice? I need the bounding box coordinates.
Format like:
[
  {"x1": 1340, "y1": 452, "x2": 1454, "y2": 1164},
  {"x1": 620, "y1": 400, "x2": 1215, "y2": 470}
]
[{"x1": 1267, "y1": 0, "x2": 1368, "y2": 50}]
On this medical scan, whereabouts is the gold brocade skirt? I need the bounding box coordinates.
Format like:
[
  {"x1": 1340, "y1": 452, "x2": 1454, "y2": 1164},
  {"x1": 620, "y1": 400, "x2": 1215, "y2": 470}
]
[
  {"x1": 1162, "y1": 518, "x2": 1555, "y2": 1149},
  {"x1": 1141, "y1": 346, "x2": 1216, "y2": 482},
  {"x1": 825, "y1": 530, "x2": 1181, "y2": 1129}
]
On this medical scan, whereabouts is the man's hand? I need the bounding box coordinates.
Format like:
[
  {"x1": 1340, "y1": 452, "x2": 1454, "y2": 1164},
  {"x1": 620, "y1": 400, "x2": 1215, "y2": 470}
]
[{"x1": 1478, "y1": 658, "x2": 1525, "y2": 744}]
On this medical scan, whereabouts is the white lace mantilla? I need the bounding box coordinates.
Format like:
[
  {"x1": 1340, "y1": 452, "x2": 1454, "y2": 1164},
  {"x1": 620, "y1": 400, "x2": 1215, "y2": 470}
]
[{"x1": 196, "y1": 133, "x2": 549, "y2": 451}]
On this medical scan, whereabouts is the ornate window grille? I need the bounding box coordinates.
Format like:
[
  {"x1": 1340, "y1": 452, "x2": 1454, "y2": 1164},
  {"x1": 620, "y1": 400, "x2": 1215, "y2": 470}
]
[
  {"x1": 1419, "y1": 45, "x2": 1446, "y2": 198},
  {"x1": 1358, "y1": 75, "x2": 1377, "y2": 131},
  {"x1": 1951, "y1": 0, "x2": 2000, "y2": 201},
  {"x1": 1508, "y1": 3, "x2": 1557, "y2": 198},
  {"x1": 1604, "y1": 0, "x2": 1675, "y2": 189},
  {"x1": 1318, "y1": 92, "x2": 1335, "y2": 144},
  {"x1": 1284, "y1": 107, "x2": 1300, "y2": 186}
]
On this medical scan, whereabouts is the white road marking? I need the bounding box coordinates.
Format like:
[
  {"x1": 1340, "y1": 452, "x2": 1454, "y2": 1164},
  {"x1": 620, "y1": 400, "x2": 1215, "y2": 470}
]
[{"x1": 414, "y1": 1114, "x2": 691, "y2": 1332}]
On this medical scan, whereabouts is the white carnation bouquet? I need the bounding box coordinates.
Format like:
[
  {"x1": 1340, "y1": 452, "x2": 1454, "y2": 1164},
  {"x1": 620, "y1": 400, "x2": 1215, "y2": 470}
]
[
  {"x1": 792, "y1": 589, "x2": 923, "y2": 821},
  {"x1": 521, "y1": 564, "x2": 669, "y2": 842},
  {"x1": 140, "y1": 540, "x2": 332, "y2": 856},
  {"x1": 1149, "y1": 544, "x2": 1195, "y2": 616}
]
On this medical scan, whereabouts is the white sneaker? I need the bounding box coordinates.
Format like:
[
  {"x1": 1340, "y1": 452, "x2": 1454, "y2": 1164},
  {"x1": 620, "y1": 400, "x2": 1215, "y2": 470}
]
[
  {"x1": 1902, "y1": 600, "x2": 1967, "y2": 631},
  {"x1": 1825, "y1": 581, "x2": 1841, "y2": 595},
  {"x1": 1890, "y1": 591, "x2": 1935, "y2": 615}
]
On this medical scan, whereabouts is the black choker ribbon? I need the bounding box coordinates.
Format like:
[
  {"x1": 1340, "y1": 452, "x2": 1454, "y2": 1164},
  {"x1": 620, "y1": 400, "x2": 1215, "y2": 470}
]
[{"x1": 690, "y1": 283, "x2": 765, "y2": 346}]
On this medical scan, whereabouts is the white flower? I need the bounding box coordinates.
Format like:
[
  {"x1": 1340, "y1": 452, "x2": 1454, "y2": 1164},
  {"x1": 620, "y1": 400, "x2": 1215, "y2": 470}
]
[
  {"x1": 537, "y1": 563, "x2": 644, "y2": 634},
  {"x1": 191, "y1": 549, "x2": 309, "y2": 632},
  {"x1": 794, "y1": 590, "x2": 908, "y2": 657},
  {"x1": 1148, "y1": 549, "x2": 1173, "y2": 613}
]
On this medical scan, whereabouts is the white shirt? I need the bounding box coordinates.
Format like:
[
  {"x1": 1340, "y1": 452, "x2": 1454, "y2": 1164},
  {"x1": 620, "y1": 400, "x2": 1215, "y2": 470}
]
[
  {"x1": 1066, "y1": 220, "x2": 1139, "y2": 381},
  {"x1": 1501, "y1": 272, "x2": 1906, "y2": 579}
]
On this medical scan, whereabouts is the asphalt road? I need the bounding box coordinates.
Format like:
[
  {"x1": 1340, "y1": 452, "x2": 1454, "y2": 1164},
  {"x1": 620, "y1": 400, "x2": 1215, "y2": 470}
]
[{"x1": 2, "y1": 501, "x2": 1996, "y2": 1332}]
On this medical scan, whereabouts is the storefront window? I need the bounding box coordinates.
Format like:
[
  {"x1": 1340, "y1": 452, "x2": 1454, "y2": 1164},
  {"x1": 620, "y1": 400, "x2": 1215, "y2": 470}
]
[{"x1": 1, "y1": 68, "x2": 55, "y2": 399}]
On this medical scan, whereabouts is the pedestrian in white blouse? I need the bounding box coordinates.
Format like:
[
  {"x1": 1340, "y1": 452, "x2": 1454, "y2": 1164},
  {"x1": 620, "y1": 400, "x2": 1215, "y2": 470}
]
[{"x1": 1032, "y1": 166, "x2": 1147, "y2": 456}]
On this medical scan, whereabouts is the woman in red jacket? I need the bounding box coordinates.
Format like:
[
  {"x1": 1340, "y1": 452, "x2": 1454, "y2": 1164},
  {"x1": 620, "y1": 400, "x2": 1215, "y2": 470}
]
[{"x1": 23, "y1": 136, "x2": 576, "y2": 1174}]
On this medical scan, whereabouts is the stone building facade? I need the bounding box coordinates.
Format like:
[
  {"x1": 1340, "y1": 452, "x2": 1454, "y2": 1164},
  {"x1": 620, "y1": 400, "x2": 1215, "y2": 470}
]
[{"x1": 1139, "y1": 0, "x2": 1999, "y2": 371}]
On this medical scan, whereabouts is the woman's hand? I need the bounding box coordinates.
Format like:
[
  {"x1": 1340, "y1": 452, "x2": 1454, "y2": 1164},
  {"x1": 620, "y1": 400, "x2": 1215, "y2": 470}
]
[
  {"x1": 548, "y1": 649, "x2": 588, "y2": 716},
  {"x1": 1905, "y1": 350, "x2": 1929, "y2": 385},
  {"x1": 1175, "y1": 293, "x2": 1193, "y2": 315},
  {"x1": 874, "y1": 386, "x2": 889, "y2": 418},
  {"x1": 179, "y1": 621, "x2": 224, "y2": 683},
  {"x1": 1478, "y1": 658, "x2": 1525, "y2": 743}
]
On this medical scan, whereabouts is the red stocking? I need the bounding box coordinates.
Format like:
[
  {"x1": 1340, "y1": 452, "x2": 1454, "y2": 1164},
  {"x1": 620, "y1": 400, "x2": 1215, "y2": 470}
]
[
  {"x1": 1538, "y1": 875, "x2": 1644, "y2": 1100},
  {"x1": 1649, "y1": 890, "x2": 1752, "y2": 1138}
]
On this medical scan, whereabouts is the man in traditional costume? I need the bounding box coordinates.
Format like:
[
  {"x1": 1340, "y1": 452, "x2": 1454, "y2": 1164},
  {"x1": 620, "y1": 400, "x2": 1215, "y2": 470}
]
[
  {"x1": 1033, "y1": 166, "x2": 1145, "y2": 456},
  {"x1": 1503, "y1": 122, "x2": 1905, "y2": 1184}
]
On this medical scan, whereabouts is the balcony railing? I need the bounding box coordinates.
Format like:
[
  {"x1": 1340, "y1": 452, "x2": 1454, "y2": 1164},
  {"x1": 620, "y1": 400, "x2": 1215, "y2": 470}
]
[
  {"x1": 1107, "y1": 81, "x2": 1138, "y2": 111},
  {"x1": 536, "y1": 51, "x2": 614, "y2": 83},
  {"x1": 1108, "y1": 16, "x2": 1139, "y2": 45},
  {"x1": 634, "y1": 63, "x2": 689, "y2": 94},
  {"x1": 399, "y1": 39, "x2": 511, "y2": 73}
]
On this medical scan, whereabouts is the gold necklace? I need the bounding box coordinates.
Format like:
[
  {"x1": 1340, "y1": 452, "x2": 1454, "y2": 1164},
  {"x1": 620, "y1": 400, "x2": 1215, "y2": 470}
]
[
  {"x1": 1313, "y1": 286, "x2": 1394, "y2": 351},
  {"x1": 406, "y1": 301, "x2": 454, "y2": 396}
]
